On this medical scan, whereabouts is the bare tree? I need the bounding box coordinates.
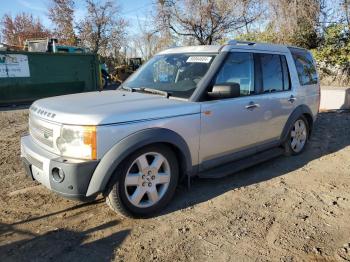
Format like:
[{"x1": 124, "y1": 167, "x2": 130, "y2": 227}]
[
  {"x1": 241, "y1": 0, "x2": 265, "y2": 34},
  {"x1": 155, "y1": 0, "x2": 262, "y2": 45},
  {"x1": 1, "y1": 13, "x2": 50, "y2": 47},
  {"x1": 131, "y1": 17, "x2": 174, "y2": 60},
  {"x1": 341, "y1": 0, "x2": 350, "y2": 27},
  {"x1": 266, "y1": 0, "x2": 322, "y2": 48},
  {"x1": 77, "y1": 0, "x2": 127, "y2": 56},
  {"x1": 48, "y1": 0, "x2": 77, "y2": 45},
  {"x1": 132, "y1": 32, "x2": 159, "y2": 60}
]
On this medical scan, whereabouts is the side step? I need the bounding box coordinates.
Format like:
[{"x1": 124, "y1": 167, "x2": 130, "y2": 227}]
[{"x1": 198, "y1": 147, "x2": 284, "y2": 179}]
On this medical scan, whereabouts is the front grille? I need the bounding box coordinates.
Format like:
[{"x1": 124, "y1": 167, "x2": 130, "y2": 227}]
[
  {"x1": 26, "y1": 153, "x2": 43, "y2": 170},
  {"x1": 29, "y1": 117, "x2": 54, "y2": 148},
  {"x1": 30, "y1": 118, "x2": 53, "y2": 137}
]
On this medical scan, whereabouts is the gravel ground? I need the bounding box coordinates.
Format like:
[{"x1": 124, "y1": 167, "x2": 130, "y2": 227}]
[{"x1": 0, "y1": 109, "x2": 350, "y2": 262}]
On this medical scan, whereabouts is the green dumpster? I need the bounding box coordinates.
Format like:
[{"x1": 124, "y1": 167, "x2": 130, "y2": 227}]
[{"x1": 0, "y1": 51, "x2": 101, "y2": 105}]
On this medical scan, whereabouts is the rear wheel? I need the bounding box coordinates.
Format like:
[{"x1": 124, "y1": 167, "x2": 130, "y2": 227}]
[
  {"x1": 106, "y1": 145, "x2": 179, "y2": 218},
  {"x1": 101, "y1": 75, "x2": 108, "y2": 89},
  {"x1": 284, "y1": 116, "x2": 309, "y2": 156}
]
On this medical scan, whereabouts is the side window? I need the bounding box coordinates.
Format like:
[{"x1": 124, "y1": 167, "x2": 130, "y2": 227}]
[
  {"x1": 214, "y1": 52, "x2": 254, "y2": 96},
  {"x1": 260, "y1": 54, "x2": 283, "y2": 92},
  {"x1": 290, "y1": 49, "x2": 318, "y2": 85}
]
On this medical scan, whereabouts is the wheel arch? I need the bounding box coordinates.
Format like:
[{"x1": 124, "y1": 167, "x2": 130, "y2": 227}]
[
  {"x1": 302, "y1": 112, "x2": 314, "y2": 135},
  {"x1": 86, "y1": 128, "x2": 193, "y2": 197},
  {"x1": 280, "y1": 104, "x2": 314, "y2": 142}
]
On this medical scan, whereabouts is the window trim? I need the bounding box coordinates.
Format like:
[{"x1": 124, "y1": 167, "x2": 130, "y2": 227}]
[
  {"x1": 254, "y1": 53, "x2": 263, "y2": 94},
  {"x1": 280, "y1": 55, "x2": 291, "y2": 91},
  {"x1": 196, "y1": 51, "x2": 294, "y2": 102}
]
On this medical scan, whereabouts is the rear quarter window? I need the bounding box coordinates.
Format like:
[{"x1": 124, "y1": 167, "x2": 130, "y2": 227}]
[{"x1": 289, "y1": 48, "x2": 318, "y2": 86}]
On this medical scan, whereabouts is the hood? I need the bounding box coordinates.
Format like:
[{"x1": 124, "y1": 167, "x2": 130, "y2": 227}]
[{"x1": 30, "y1": 90, "x2": 200, "y2": 125}]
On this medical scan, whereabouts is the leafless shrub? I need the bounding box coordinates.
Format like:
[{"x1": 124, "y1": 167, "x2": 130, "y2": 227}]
[
  {"x1": 77, "y1": 0, "x2": 128, "y2": 57},
  {"x1": 155, "y1": 0, "x2": 263, "y2": 45},
  {"x1": 48, "y1": 0, "x2": 77, "y2": 45}
]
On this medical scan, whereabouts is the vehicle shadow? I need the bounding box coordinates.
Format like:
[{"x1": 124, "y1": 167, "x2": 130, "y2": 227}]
[
  {"x1": 0, "y1": 220, "x2": 130, "y2": 262},
  {"x1": 162, "y1": 111, "x2": 350, "y2": 216},
  {"x1": 5, "y1": 198, "x2": 105, "y2": 227}
]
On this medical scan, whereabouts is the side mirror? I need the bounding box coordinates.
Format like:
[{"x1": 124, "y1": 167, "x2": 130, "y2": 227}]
[{"x1": 208, "y1": 83, "x2": 240, "y2": 99}]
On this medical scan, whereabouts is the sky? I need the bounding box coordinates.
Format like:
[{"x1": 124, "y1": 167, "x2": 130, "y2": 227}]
[{"x1": 0, "y1": 0, "x2": 154, "y2": 33}]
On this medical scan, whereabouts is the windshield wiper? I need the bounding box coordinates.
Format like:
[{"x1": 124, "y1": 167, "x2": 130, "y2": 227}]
[
  {"x1": 118, "y1": 86, "x2": 135, "y2": 92},
  {"x1": 119, "y1": 86, "x2": 170, "y2": 98},
  {"x1": 140, "y1": 88, "x2": 170, "y2": 98}
]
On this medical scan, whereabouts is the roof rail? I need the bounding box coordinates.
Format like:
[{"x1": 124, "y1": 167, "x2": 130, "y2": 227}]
[{"x1": 227, "y1": 40, "x2": 255, "y2": 46}]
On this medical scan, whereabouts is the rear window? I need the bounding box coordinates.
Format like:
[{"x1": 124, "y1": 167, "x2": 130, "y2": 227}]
[
  {"x1": 260, "y1": 54, "x2": 283, "y2": 92},
  {"x1": 259, "y1": 54, "x2": 290, "y2": 93},
  {"x1": 289, "y1": 48, "x2": 318, "y2": 86}
]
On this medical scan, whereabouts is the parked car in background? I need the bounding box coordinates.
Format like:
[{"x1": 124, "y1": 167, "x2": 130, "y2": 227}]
[{"x1": 20, "y1": 40, "x2": 320, "y2": 217}]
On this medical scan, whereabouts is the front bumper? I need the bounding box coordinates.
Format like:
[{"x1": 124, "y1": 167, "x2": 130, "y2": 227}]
[{"x1": 20, "y1": 135, "x2": 99, "y2": 201}]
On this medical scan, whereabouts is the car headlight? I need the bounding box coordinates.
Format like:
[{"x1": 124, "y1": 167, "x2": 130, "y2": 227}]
[{"x1": 56, "y1": 125, "x2": 97, "y2": 160}]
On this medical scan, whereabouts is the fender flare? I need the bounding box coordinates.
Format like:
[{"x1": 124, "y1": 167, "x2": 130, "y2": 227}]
[
  {"x1": 280, "y1": 104, "x2": 314, "y2": 142},
  {"x1": 86, "y1": 128, "x2": 192, "y2": 197}
]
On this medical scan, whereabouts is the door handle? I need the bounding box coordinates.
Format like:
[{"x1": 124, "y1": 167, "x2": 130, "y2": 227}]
[
  {"x1": 288, "y1": 95, "x2": 296, "y2": 103},
  {"x1": 245, "y1": 102, "x2": 260, "y2": 110}
]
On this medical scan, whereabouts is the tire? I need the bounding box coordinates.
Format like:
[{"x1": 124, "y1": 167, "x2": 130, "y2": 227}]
[
  {"x1": 283, "y1": 115, "x2": 309, "y2": 156},
  {"x1": 106, "y1": 144, "x2": 179, "y2": 218},
  {"x1": 101, "y1": 75, "x2": 108, "y2": 89}
]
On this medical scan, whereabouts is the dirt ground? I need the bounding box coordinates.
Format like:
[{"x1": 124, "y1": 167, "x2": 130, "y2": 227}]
[{"x1": 0, "y1": 108, "x2": 350, "y2": 262}]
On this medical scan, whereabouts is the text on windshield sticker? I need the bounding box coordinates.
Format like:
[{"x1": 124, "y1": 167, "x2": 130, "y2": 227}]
[{"x1": 186, "y1": 56, "x2": 212, "y2": 63}]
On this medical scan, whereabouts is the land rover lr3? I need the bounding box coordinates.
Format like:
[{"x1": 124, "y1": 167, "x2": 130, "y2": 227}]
[{"x1": 21, "y1": 40, "x2": 320, "y2": 217}]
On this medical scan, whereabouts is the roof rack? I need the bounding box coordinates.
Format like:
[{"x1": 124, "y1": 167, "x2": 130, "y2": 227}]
[{"x1": 227, "y1": 40, "x2": 255, "y2": 46}]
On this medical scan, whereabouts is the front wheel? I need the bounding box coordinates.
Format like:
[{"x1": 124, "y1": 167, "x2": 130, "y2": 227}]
[
  {"x1": 284, "y1": 116, "x2": 309, "y2": 156},
  {"x1": 106, "y1": 145, "x2": 179, "y2": 218}
]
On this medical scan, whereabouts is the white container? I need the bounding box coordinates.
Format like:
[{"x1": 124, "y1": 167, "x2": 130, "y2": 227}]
[{"x1": 320, "y1": 87, "x2": 350, "y2": 110}]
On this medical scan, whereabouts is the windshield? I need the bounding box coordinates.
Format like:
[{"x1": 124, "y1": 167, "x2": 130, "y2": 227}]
[{"x1": 122, "y1": 53, "x2": 216, "y2": 99}]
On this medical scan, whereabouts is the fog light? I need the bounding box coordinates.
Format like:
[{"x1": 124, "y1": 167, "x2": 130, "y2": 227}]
[{"x1": 52, "y1": 167, "x2": 65, "y2": 183}]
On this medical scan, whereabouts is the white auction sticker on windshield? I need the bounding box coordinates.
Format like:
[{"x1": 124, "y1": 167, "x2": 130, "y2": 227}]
[{"x1": 186, "y1": 56, "x2": 212, "y2": 63}]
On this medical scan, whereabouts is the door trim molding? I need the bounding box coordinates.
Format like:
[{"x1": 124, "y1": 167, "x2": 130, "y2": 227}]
[{"x1": 200, "y1": 138, "x2": 280, "y2": 171}]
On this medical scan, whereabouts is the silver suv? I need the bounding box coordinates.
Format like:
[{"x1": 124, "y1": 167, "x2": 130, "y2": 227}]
[{"x1": 21, "y1": 41, "x2": 320, "y2": 217}]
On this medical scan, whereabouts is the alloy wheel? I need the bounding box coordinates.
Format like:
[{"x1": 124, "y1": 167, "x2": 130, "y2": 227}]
[
  {"x1": 290, "y1": 119, "x2": 307, "y2": 153},
  {"x1": 124, "y1": 152, "x2": 171, "y2": 208}
]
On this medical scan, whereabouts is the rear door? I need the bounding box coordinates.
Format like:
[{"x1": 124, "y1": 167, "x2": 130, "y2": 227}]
[{"x1": 253, "y1": 52, "x2": 297, "y2": 144}]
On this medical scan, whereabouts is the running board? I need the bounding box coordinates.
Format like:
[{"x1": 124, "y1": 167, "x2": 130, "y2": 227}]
[{"x1": 198, "y1": 147, "x2": 284, "y2": 179}]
